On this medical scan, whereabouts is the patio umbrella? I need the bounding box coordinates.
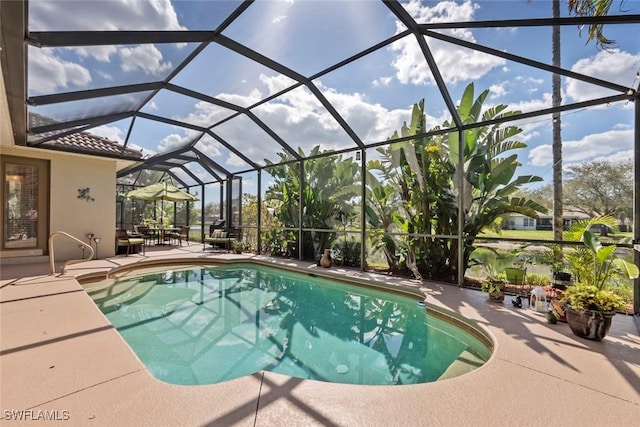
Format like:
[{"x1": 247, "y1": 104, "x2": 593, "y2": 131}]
[
  {"x1": 124, "y1": 182, "x2": 198, "y2": 202},
  {"x1": 125, "y1": 182, "x2": 198, "y2": 225}
]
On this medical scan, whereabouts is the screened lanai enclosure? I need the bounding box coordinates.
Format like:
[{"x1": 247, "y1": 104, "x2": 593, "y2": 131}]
[{"x1": 1, "y1": 0, "x2": 639, "y2": 312}]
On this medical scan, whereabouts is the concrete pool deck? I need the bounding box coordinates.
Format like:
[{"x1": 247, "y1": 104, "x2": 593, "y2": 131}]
[{"x1": 1, "y1": 242, "x2": 639, "y2": 426}]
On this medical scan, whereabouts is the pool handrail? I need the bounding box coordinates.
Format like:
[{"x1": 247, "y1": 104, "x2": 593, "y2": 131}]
[{"x1": 48, "y1": 231, "x2": 95, "y2": 275}]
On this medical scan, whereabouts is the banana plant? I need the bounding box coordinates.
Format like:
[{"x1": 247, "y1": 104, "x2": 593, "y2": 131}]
[
  {"x1": 265, "y1": 146, "x2": 360, "y2": 259},
  {"x1": 368, "y1": 83, "x2": 546, "y2": 279}
]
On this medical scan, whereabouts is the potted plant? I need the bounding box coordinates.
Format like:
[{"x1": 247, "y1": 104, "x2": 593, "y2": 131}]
[
  {"x1": 232, "y1": 240, "x2": 247, "y2": 254},
  {"x1": 534, "y1": 245, "x2": 572, "y2": 295},
  {"x1": 480, "y1": 264, "x2": 507, "y2": 303},
  {"x1": 561, "y1": 285, "x2": 626, "y2": 339},
  {"x1": 560, "y1": 216, "x2": 638, "y2": 341},
  {"x1": 482, "y1": 279, "x2": 507, "y2": 303}
]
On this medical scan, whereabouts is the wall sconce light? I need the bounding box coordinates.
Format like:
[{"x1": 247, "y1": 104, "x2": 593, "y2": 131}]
[{"x1": 93, "y1": 237, "x2": 101, "y2": 259}]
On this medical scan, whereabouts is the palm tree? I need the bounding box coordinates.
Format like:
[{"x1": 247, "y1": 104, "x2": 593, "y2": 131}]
[
  {"x1": 552, "y1": 0, "x2": 563, "y2": 259},
  {"x1": 568, "y1": 0, "x2": 617, "y2": 49},
  {"x1": 553, "y1": 0, "x2": 617, "y2": 260}
]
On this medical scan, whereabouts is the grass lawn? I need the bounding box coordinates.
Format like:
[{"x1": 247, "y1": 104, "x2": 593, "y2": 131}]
[
  {"x1": 479, "y1": 229, "x2": 633, "y2": 242},
  {"x1": 479, "y1": 230, "x2": 552, "y2": 240}
]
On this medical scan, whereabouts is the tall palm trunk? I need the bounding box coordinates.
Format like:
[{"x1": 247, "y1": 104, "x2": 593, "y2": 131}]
[{"x1": 552, "y1": 0, "x2": 563, "y2": 256}]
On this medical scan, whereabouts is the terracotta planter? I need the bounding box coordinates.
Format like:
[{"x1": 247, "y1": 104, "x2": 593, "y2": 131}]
[
  {"x1": 320, "y1": 249, "x2": 332, "y2": 268},
  {"x1": 488, "y1": 290, "x2": 504, "y2": 303},
  {"x1": 565, "y1": 306, "x2": 615, "y2": 341}
]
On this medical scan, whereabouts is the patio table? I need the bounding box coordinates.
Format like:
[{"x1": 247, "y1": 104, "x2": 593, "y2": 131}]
[{"x1": 148, "y1": 227, "x2": 180, "y2": 245}]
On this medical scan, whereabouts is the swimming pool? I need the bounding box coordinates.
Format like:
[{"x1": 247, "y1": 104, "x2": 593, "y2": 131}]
[{"x1": 85, "y1": 262, "x2": 491, "y2": 386}]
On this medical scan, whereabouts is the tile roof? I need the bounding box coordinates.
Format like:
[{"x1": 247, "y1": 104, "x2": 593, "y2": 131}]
[{"x1": 27, "y1": 113, "x2": 143, "y2": 160}]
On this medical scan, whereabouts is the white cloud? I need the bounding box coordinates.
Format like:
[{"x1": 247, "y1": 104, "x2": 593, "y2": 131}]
[
  {"x1": 514, "y1": 75, "x2": 544, "y2": 87},
  {"x1": 28, "y1": 48, "x2": 92, "y2": 94},
  {"x1": 157, "y1": 132, "x2": 194, "y2": 153},
  {"x1": 227, "y1": 153, "x2": 248, "y2": 168},
  {"x1": 30, "y1": 0, "x2": 185, "y2": 31},
  {"x1": 176, "y1": 101, "x2": 235, "y2": 129},
  {"x1": 194, "y1": 137, "x2": 222, "y2": 159},
  {"x1": 372, "y1": 77, "x2": 393, "y2": 87},
  {"x1": 318, "y1": 84, "x2": 418, "y2": 143},
  {"x1": 612, "y1": 122, "x2": 632, "y2": 131},
  {"x1": 519, "y1": 129, "x2": 540, "y2": 144},
  {"x1": 514, "y1": 92, "x2": 553, "y2": 111},
  {"x1": 259, "y1": 74, "x2": 300, "y2": 96},
  {"x1": 159, "y1": 72, "x2": 431, "y2": 169},
  {"x1": 120, "y1": 45, "x2": 173, "y2": 76},
  {"x1": 566, "y1": 49, "x2": 640, "y2": 102},
  {"x1": 488, "y1": 82, "x2": 509, "y2": 98},
  {"x1": 90, "y1": 125, "x2": 124, "y2": 143},
  {"x1": 390, "y1": 0, "x2": 505, "y2": 86},
  {"x1": 511, "y1": 75, "x2": 544, "y2": 95},
  {"x1": 94, "y1": 70, "x2": 113, "y2": 81},
  {"x1": 528, "y1": 128, "x2": 633, "y2": 166},
  {"x1": 71, "y1": 46, "x2": 118, "y2": 63},
  {"x1": 28, "y1": 0, "x2": 184, "y2": 91},
  {"x1": 272, "y1": 15, "x2": 287, "y2": 24}
]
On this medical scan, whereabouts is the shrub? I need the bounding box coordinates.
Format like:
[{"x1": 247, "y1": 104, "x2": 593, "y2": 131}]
[{"x1": 526, "y1": 273, "x2": 550, "y2": 287}]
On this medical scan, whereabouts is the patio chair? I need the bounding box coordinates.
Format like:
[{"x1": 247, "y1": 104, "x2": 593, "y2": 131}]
[
  {"x1": 176, "y1": 226, "x2": 190, "y2": 246},
  {"x1": 134, "y1": 225, "x2": 156, "y2": 246},
  {"x1": 165, "y1": 226, "x2": 189, "y2": 246},
  {"x1": 505, "y1": 267, "x2": 529, "y2": 307},
  {"x1": 116, "y1": 228, "x2": 145, "y2": 256},
  {"x1": 203, "y1": 227, "x2": 234, "y2": 252}
]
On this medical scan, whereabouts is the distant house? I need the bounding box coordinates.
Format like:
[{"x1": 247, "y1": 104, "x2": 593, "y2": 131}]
[
  {"x1": 504, "y1": 213, "x2": 537, "y2": 231},
  {"x1": 504, "y1": 209, "x2": 590, "y2": 231}
]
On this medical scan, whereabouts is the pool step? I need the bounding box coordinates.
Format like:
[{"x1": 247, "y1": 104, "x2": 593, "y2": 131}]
[
  {"x1": 82, "y1": 278, "x2": 117, "y2": 293},
  {"x1": 86, "y1": 279, "x2": 156, "y2": 312},
  {"x1": 437, "y1": 350, "x2": 485, "y2": 381}
]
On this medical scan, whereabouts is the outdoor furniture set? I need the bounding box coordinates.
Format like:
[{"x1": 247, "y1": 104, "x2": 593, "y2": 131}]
[{"x1": 203, "y1": 224, "x2": 239, "y2": 252}]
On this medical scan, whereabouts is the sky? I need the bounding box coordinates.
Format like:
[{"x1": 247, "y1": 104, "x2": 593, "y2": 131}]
[{"x1": 26, "y1": 0, "x2": 640, "y2": 197}]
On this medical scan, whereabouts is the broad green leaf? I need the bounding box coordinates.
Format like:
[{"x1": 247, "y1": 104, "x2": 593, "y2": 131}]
[
  {"x1": 487, "y1": 154, "x2": 517, "y2": 187},
  {"x1": 401, "y1": 141, "x2": 424, "y2": 191},
  {"x1": 464, "y1": 128, "x2": 479, "y2": 157},
  {"x1": 458, "y1": 83, "x2": 475, "y2": 121},
  {"x1": 468, "y1": 89, "x2": 489, "y2": 123},
  {"x1": 595, "y1": 244, "x2": 616, "y2": 263},
  {"x1": 448, "y1": 132, "x2": 461, "y2": 164},
  {"x1": 613, "y1": 258, "x2": 640, "y2": 279},
  {"x1": 582, "y1": 230, "x2": 602, "y2": 254}
]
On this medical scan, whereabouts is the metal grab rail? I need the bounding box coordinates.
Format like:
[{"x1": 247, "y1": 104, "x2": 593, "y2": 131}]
[{"x1": 48, "y1": 231, "x2": 95, "y2": 275}]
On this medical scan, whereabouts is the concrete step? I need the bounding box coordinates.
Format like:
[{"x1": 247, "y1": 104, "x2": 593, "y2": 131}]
[{"x1": 1, "y1": 255, "x2": 49, "y2": 265}]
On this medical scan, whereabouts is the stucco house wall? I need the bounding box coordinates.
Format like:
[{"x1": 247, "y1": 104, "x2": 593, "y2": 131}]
[{"x1": 1, "y1": 145, "x2": 120, "y2": 261}]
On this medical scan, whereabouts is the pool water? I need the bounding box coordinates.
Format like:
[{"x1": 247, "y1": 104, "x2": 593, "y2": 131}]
[{"x1": 87, "y1": 264, "x2": 490, "y2": 386}]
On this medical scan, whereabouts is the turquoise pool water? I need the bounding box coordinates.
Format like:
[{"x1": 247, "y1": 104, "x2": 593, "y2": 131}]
[{"x1": 87, "y1": 263, "x2": 490, "y2": 386}]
